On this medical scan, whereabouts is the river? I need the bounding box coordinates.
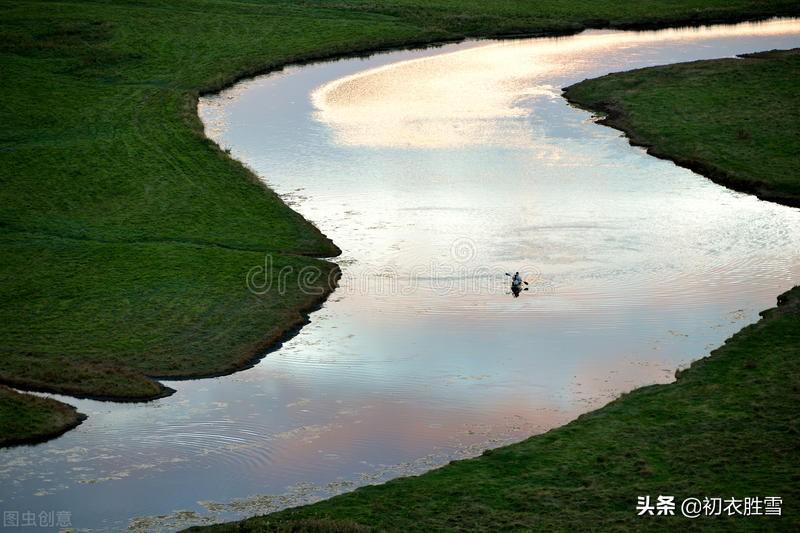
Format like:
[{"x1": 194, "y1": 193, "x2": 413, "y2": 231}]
[{"x1": 2, "y1": 18, "x2": 799, "y2": 532}]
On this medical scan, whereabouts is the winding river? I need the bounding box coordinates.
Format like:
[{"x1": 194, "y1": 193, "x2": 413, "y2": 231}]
[{"x1": 2, "y1": 18, "x2": 800, "y2": 532}]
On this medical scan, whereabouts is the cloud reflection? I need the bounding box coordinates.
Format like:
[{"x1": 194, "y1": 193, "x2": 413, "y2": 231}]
[{"x1": 312, "y1": 19, "x2": 800, "y2": 149}]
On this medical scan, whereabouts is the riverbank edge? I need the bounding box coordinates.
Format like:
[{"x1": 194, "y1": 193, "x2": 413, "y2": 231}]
[
  {"x1": 6, "y1": 6, "x2": 798, "y2": 445},
  {"x1": 562, "y1": 51, "x2": 800, "y2": 208},
  {"x1": 147, "y1": 265, "x2": 343, "y2": 384},
  {"x1": 0, "y1": 386, "x2": 87, "y2": 448},
  {"x1": 0, "y1": 263, "x2": 341, "y2": 405}
]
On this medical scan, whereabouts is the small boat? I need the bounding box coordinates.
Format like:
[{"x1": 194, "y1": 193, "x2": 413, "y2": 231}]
[{"x1": 510, "y1": 281, "x2": 526, "y2": 298}]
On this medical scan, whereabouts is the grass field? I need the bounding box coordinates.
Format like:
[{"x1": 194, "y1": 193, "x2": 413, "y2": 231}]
[
  {"x1": 564, "y1": 48, "x2": 800, "y2": 207},
  {"x1": 3, "y1": 2, "x2": 800, "y2": 440},
  {"x1": 191, "y1": 47, "x2": 800, "y2": 531}
]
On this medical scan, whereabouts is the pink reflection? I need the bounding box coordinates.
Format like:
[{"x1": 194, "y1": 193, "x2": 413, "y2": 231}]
[
  {"x1": 262, "y1": 396, "x2": 573, "y2": 473},
  {"x1": 313, "y1": 19, "x2": 800, "y2": 149}
]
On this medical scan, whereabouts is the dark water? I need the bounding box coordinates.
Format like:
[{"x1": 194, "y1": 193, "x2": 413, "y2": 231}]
[{"x1": 2, "y1": 19, "x2": 799, "y2": 532}]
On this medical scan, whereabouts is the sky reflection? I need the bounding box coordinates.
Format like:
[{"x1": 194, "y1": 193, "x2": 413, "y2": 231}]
[
  {"x1": 1, "y1": 19, "x2": 799, "y2": 532},
  {"x1": 312, "y1": 19, "x2": 800, "y2": 149}
]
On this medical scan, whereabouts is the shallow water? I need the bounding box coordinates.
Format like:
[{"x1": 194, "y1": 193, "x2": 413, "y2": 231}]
[{"x1": 3, "y1": 19, "x2": 800, "y2": 532}]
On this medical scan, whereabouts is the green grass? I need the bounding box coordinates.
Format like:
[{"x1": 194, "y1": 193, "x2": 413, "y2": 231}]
[
  {"x1": 0, "y1": 385, "x2": 85, "y2": 446},
  {"x1": 564, "y1": 48, "x2": 800, "y2": 206},
  {"x1": 195, "y1": 287, "x2": 800, "y2": 531},
  {"x1": 0, "y1": 229, "x2": 339, "y2": 399},
  {"x1": 3, "y1": 2, "x2": 799, "y2": 440}
]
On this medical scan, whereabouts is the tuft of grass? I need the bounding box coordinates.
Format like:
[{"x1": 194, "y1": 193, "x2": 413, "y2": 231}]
[
  {"x1": 3, "y1": 1, "x2": 800, "y2": 440},
  {"x1": 564, "y1": 48, "x2": 800, "y2": 206}
]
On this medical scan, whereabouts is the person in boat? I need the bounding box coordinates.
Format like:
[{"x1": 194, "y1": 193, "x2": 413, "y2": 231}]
[{"x1": 512, "y1": 272, "x2": 523, "y2": 287}]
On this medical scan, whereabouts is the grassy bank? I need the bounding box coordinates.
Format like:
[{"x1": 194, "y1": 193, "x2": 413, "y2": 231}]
[
  {"x1": 564, "y1": 48, "x2": 800, "y2": 207},
  {"x1": 195, "y1": 288, "x2": 800, "y2": 531},
  {"x1": 0, "y1": 386, "x2": 85, "y2": 447},
  {"x1": 0, "y1": 230, "x2": 340, "y2": 400},
  {"x1": 3, "y1": 2, "x2": 799, "y2": 442}
]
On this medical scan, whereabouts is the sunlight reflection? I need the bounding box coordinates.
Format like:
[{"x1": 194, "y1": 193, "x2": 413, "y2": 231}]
[{"x1": 312, "y1": 19, "x2": 800, "y2": 149}]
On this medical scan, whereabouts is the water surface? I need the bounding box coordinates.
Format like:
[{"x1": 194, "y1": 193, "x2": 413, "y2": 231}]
[{"x1": 2, "y1": 18, "x2": 800, "y2": 532}]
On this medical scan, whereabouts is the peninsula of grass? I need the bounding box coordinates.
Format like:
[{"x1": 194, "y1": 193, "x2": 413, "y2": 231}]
[
  {"x1": 0, "y1": 385, "x2": 86, "y2": 447},
  {"x1": 564, "y1": 48, "x2": 800, "y2": 207},
  {"x1": 3, "y1": 2, "x2": 800, "y2": 443}
]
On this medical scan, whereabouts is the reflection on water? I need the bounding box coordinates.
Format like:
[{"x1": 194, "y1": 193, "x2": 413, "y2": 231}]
[
  {"x1": 312, "y1": 19, "x2": 800, "y2": 149},
  {"x1": 3, "y1": 18, "x2": 800, "y2": 532}
]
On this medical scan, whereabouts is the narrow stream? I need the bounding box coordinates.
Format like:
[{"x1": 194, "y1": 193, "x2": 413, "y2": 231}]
[{"x1": 2, "y1": 18, "x2": 799, "y2": 532}]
